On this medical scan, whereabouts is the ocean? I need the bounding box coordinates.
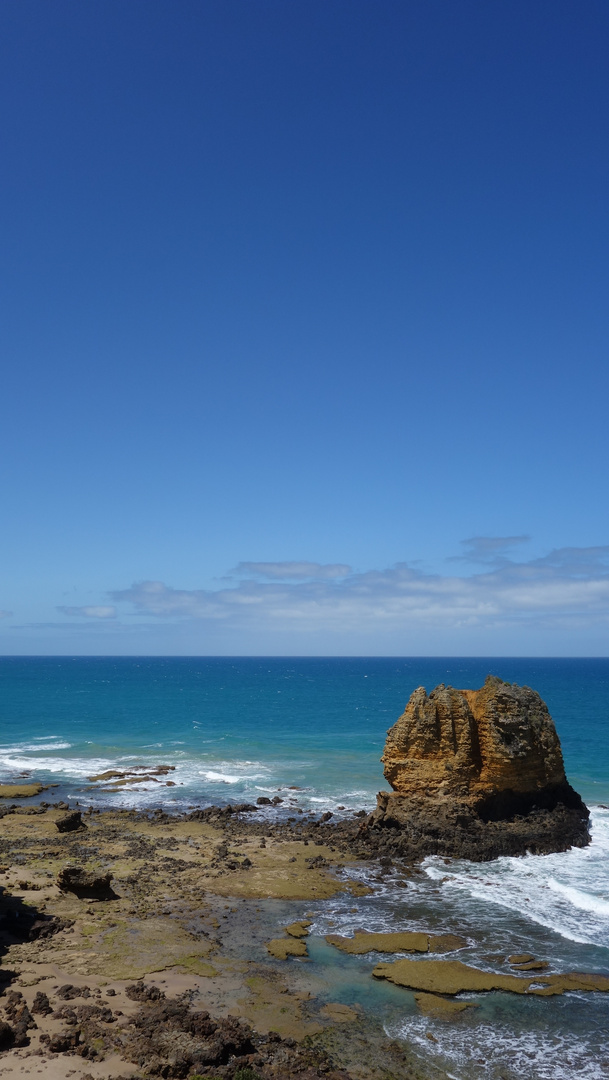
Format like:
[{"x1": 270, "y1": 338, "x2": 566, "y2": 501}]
[{"x1": 1, "y1": 655, "x2": 608, "y2": 1079}]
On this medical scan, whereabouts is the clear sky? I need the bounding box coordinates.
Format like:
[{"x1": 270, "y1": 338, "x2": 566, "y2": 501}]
[{"x1": 1, "y1": 0, "x2": 608, "y2": 655}]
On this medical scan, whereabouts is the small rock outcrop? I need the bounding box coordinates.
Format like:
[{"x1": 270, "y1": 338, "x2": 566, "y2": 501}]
[
  {"x1": 367, "y1": 675, "x2": 589, "y2": 860},
  {"x1": 55, "y1": 810, "x2": 85, "y2": 833},
  {"x1": 56, "y1": 866, "x2": 114, "y2": 898}
]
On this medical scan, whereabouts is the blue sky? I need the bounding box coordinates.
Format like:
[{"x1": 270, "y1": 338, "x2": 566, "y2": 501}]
[{"x1": 1, "y1": 0, "x2": 608, "y2": 655}]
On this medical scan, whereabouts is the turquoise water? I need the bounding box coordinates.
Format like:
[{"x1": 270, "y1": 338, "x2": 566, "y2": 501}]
[
  {"x1": 0, "y1": 656, "x2": 608, "y2": 807},
  {"x1": 1, "y1": 656, "x2": 608, "y2": 1080}
]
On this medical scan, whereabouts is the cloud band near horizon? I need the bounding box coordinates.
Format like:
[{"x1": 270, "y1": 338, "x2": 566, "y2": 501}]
[{"x1": 107, "y1": 544, "x2": 609, "y2": 634}]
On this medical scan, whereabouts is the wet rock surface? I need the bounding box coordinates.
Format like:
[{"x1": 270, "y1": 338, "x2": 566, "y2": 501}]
[
  {"x1": 372, "y1": 957, "x2": 609, "y2": 997},
  {"x1": 265, "y1": 936, "x2": 308, "y2": 959},
  {"x1": 326, "y1": 931, "x2": 467, "y2": 955}
]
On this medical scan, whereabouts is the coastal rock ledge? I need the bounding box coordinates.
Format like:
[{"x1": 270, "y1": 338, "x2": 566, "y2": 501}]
[{"x1": 366, "y1": 675, "x2": 590, "y2": 861}]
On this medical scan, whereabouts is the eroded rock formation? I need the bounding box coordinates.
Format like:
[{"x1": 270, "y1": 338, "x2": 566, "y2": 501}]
[{"x1": 367, "y1": 675, "x2": 589, "y2": 860}]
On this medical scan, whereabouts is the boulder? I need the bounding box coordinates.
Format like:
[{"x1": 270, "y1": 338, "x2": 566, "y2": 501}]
[
  {"x1": 31, "y1": 992, "x2": 52, "y2": 1016},
  {"x1": 28, "y1": 915, "x2": 74, "y2": 940},
  {"x1": 367, "y1": 675, "x2": 589, "y2": 860},
  {"x1": 0, "y1": 1021, "x2": 15, "y2": 1048},
  {"x1": 55, "y1": 810, "x2": 86, "y2": 833},
  {"x1": 56, "y1": 866, "x2": 113, "y2": 898}
]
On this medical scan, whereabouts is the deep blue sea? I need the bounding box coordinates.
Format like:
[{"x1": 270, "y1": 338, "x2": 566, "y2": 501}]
[{"x1": 1, "y1": 656, "x2": 608, "y2": 1080}]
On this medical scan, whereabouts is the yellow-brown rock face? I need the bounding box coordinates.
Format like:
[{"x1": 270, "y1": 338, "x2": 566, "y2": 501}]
[
  {"x1": 366, "y1": 675, "x2": 589, "y2": 859},
  {"x1": 382, "y1": 675, "x2": 566, "y2": 803}
]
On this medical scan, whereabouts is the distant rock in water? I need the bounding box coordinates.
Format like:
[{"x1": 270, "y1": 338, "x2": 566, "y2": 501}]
[{"x1": 366, "y1": 675, "x2": 589, "y2": 860}]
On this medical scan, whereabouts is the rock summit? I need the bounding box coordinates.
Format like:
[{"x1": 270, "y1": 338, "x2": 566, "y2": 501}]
[{"x1": 367, "y1": 675, "x2": 590, "y2": 860}]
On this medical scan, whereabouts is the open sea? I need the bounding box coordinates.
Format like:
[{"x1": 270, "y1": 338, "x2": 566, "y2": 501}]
[{"x1": 1, "y1": 656, "x2": 608, "y2": 1079}]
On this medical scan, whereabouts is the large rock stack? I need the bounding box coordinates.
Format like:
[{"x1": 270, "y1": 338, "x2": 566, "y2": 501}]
[{"x1": 366, "y1": 675, "x2": 590, "y2": 860}]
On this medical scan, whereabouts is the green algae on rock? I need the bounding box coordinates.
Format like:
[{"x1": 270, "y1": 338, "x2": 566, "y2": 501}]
[
  {"x1": 81, "y1": 916, "x2": 218, "y2": 979},
  {"x1": 414, "y1": 992, "x2": 478, "y2": 1017},
  {"x1": 0, "y1": 782, "x2": 44, "y2": 798},
  {"x1": 285, "y1": 920, "x2": 312, "y2": 938},
  {"x1": 321, "y1": 1002, "x2": 360, "y2": 1022},
  {"x1": 372, "y1": 957, "x2": 609, "y2": 997},
  {"x1": 265, "y1": 937, "x2": 308, "y2": 959},
  {"x1": 326, "y1": 930, "x2": 466, "y2": 954},
  {"x1": 238, "y1": 974, "x2": 323, "y2": 1039}
]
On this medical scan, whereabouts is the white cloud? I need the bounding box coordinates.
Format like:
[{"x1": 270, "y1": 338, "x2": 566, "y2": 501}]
[
  {"x1": 57, "y1": 605, "x2": 117, "y2": 619},
  {"x1": 232, "y1": 561, "x2": 352, "y2": 580},
  {"x1": 109, "y1": 544, "x2": 609, "y2": 640}
]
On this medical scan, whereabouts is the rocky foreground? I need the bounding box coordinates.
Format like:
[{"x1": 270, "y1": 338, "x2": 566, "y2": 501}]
[
  {"x1": 0, "y1": 801, "x2": 450, "y2": 1080},
  {"x1": 0, "y1": 790, "x2": 607, "y2": 1080}
]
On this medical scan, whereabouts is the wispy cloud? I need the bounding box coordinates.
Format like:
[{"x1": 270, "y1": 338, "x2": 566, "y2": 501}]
[
  {"x1": 449, "y1": 535, "x2": 531, "y2": 564},
  {"x1": 0, "y1": 609, "x2": 13, "y2": 619},
  {"x1": 232, "y1": 561, "x2": 352, "y2": 580},
  {"x1": 57, "y1": 605, "x2": 117, "y2": 619},
  {"x1": 109, "y1": 544, "x2": 609, "y2": 637}
]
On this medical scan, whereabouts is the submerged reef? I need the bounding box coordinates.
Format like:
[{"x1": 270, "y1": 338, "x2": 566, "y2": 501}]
[{"x1": 365, "y1": 675, "x2": 590, "y2": 860}]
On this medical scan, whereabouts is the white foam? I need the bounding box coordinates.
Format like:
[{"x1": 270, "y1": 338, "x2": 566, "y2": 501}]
[
  {"x1": 198, "y1": 759, "x2": 271, "y2": 785},
  {"x1": 202, "y1": 770, "x2": 242, "y2": 784},
  {"x1": 0, "y1": 742, "x2": 72, "y2": 753},
  {"x1": 0, "y1": 754, "x2": 114, "y2": 777},
  {"x1": 548, "y1": 879, "x2": 609, "y2": 917},
  {"x1": 423, "y1": 808, "x2": 609, "y2": 948},
  {"x1": 387, "y1": 1013, "x2": 609, "y2": 1080}
]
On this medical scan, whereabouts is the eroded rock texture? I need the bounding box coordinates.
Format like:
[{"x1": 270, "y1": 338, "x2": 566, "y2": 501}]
[{"x1": 367, "y1": 675, "x2": 589, "y2": 860}]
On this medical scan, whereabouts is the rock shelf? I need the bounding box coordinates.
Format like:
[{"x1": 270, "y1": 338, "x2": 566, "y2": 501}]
[{"x1": 372, "y1": 958, "x2": 609, "y2": 997}]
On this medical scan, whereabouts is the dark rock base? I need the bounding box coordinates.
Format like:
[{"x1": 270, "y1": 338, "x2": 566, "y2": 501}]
[{"x1": 363, "y1": 784, "x2": 590, "y2": 862}]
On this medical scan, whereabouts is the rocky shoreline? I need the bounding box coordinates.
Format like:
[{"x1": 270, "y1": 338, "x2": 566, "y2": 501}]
[
  {"x1": 0, "y1": 678, "x2": 601, "y2": 1078},
  {"x1": 0, "y1": 794, "x2": 607, "y2": 1080},
  {"x1": 0, "y1": 799, "x2": 454, "y2": 1080}
]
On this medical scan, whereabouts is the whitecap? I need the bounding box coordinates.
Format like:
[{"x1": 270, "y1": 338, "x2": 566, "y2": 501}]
[
  {"x1": 548, "y1": 879, "x2": 609, "y2": 917},
  {"x1": 0, "y1": 742, "x2": 72, "y2": 752},
  {"x1": 387, "y1": 1013, "x2": 609, "y2": 1080},
  {"x1": 0, "y1": 754, "x2": 114, "y2": 777},
  {"x1": 423, "y1": 808, "x2": 609, "y2": 948},
  {"x1": 202, "y1": 770, "x2": 242, "y2": 784}
]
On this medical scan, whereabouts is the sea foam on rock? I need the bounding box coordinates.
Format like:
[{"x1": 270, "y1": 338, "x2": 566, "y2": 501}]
[{"x1": 365, "y1": 675, "x2": 590, "y2": 860}]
